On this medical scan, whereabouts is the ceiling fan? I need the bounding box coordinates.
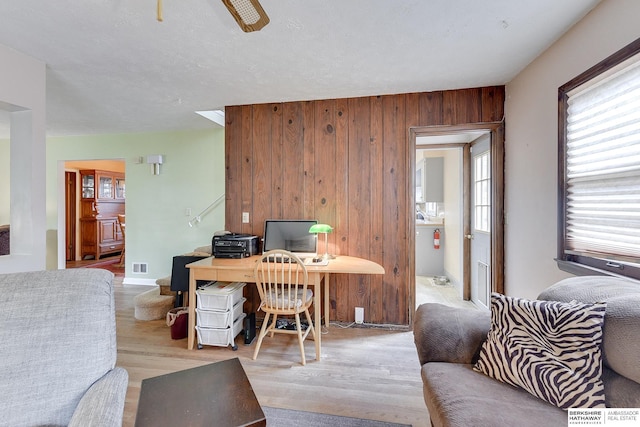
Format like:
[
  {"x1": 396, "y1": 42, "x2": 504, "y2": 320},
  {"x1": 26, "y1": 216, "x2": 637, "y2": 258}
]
[{"x1": 156, "y1": 0, "x2": 270, "y2": 32}]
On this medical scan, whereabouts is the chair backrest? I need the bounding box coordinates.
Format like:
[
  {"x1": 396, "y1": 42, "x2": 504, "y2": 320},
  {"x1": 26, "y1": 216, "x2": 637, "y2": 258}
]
[{"x1": 254, "y1": 249, "x2": 309, "y2": 313}]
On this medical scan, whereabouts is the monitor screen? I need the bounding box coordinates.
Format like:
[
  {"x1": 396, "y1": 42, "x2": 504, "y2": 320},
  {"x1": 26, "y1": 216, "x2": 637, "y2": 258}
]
[{"x1": 263, "y1": 219, "x2": 318, "y2": 257}]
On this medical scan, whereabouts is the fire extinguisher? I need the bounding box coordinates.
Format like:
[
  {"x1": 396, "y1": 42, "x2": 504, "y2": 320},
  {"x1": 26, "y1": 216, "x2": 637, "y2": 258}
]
[{"x1": 434, "y1": 229, "x2": 440, "y2": 249}]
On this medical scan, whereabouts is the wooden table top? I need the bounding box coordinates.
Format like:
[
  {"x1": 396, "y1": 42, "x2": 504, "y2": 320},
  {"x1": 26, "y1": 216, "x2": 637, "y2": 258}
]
[
  {"x1": 135, "y1": 358, "x2": 265, "y2": 427},
  {"x1": 187, "y1": 254, "x2": 385, "y2": 275}
]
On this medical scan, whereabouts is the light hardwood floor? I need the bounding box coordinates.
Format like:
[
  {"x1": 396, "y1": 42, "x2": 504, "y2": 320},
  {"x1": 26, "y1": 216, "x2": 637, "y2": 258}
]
[{"x1": 115, "y1": 281, "x2": 433, "y2": 427}]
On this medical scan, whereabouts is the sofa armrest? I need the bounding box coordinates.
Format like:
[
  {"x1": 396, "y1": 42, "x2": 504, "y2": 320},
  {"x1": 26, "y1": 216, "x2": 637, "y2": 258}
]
[
  {"x1": 68, "y1": 367, "x2": 128, "y2": 427},
  {"x1": 413, "y1": 303, "x2": 490, "y2": 365}
]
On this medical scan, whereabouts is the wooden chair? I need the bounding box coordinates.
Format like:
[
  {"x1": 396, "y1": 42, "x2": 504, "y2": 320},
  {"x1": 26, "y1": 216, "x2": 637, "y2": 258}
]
[
  {"x1": 252, "y1": 250, "x2": 316, "y2": 365},
  {"x1": 117, "y1": 214, "x2": 125, "y2": 267}
]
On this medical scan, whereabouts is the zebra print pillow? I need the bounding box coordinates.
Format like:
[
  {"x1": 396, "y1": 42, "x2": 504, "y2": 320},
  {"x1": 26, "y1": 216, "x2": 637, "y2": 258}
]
[{"x1": 474, "y1": 293, "x2": 606, "y2": 409}]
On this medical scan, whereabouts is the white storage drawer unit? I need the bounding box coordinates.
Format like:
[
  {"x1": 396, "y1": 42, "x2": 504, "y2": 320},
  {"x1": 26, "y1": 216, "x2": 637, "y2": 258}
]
[
  {"x1": 196, "y1": 313, "x2": 246, "y2": 350},
  {"x1": 196, "y1": 281, "x2": 245, "y2": 311},
  {"x1": 196, "y1": 298, "x2": 246, "y2": 328},
  {"x1": 194, "y1": 281, "x2": 247, "y2": 350}
]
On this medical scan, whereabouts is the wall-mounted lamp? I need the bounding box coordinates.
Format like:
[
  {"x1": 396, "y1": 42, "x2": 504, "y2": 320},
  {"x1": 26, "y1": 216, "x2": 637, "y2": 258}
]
[
  {"x1": 146, "y1": 154, "x2": 164, "y2": 175},
  {"x1": 309, "y1": 224, "x2": 334, "y2": 260}
]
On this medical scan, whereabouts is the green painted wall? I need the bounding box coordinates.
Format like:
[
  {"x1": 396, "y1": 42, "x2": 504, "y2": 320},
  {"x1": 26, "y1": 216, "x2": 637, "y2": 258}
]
[{"x1": 46, "y1": 128, "x2": 225, "y2": 283}]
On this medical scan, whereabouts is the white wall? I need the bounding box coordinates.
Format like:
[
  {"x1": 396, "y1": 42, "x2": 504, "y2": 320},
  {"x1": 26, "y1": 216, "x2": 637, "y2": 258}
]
[
  {"x1": 0, "y1": 44, "x2": 46, "y2": 273},
  {"x1": 504, "y1": 0, "x2": 640, "y2": 299}
]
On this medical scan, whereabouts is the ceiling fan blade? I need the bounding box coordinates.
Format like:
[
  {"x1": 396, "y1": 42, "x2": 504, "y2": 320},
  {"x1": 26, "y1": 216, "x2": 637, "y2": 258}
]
[{"x1": 221, "y1": 0, "x2": 270, "y2": 32}]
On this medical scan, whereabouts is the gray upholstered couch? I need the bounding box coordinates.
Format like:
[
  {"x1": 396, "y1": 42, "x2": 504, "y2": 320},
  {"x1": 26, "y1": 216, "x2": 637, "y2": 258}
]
[
  {"x1": 414, "y1": 276, "x2": 640, "y2": 427},
  {"x1": 0, "y1": 269, "x2": 128, "y2": 427}
]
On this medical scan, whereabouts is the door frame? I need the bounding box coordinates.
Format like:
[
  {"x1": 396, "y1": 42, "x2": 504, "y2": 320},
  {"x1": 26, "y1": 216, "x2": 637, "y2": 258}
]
[
  {"x1": 65, "y1": 171, "x2": 76, "y2": 261},
  {"x1": 408, "y1": 122, "x2": 504, "y2": 319}
]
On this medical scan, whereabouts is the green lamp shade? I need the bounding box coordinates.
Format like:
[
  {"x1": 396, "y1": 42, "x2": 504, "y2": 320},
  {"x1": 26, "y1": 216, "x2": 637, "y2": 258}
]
[{"x1": 309, "y1": 224, "x2": 333, "y2": 233}]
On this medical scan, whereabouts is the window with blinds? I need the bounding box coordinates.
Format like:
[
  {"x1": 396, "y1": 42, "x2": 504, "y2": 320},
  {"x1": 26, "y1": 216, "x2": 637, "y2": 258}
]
[{"x1": 558, "y1": 38, "x2": 640, "y2": 279}]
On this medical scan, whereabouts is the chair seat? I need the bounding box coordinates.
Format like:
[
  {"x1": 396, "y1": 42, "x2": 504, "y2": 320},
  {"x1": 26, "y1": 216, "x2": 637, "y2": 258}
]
[{"x1": 264, "y1": 289, "x2": 313, "y2": 310}]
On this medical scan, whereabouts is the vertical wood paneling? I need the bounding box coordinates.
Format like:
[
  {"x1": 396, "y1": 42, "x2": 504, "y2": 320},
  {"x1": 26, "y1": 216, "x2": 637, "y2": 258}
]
[
  {"x1": 225, "y1": 106, "x2": 242, "y2": 233},
  {"x1": 225, "y1": 86, "x2": 505, "y2": 325},
  {"x1": 282, "y1": 103, "x2": 305, "y2": 219},
  {"x1": 302, "y1": 102, "x2": 315, "y2": 219},
  {"x1": 419, "y1": 91, "x2": 443, "y2": 126},
  {"x1": 382, "y1": 94, "x2": 408, "y2": 325},
  {"x1": 240, "y1": 105, "x2": 254, "y2": 235},
  {"x1": 369, "y1": 96, "x2": 384, "y2": 323},
  {"x1": 252, "y1": 104, "x2": 274, "y2": 234},
  {"x1": 269, "y1": 104, "x2": 283, "y2": 222},
  {"x1": 406, "y1": 92, "x2": 421, "y2": 129},
  {"x1": 314, "y1": 100, "x2": 337, "y2": 226},
  {"x1": 347, "y1": 96, "x2": 372, "y2": 314},
  {"x1": 333, "y1": 98, "x2": 350, "y2": 321},
  {"x1": 482, "y1": 86, "x2": 505, "y2": 122},
  {"x1": 457, "y1": 88, "x2": 483, "y2": 123}
]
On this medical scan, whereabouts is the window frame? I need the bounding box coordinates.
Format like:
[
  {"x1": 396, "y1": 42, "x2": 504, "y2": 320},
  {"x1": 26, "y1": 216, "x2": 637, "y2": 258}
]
[
  {"x1": 558, "y1": 37, "x2": 640, "y2": 280},
  {"x1": 473, "y1": 151, "x2": 491, "y2": 233}
]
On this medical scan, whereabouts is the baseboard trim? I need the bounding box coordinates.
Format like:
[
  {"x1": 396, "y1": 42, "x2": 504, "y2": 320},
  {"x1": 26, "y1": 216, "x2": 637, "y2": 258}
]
[{"x1": 123, "y1": 277, "x2": 157, "y2": 286}]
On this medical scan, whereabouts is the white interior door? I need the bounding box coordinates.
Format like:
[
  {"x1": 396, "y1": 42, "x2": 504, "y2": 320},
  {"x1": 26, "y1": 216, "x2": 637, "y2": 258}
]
[{"x1": 470, "y1": 137, "x2": 491, "y2": 309}]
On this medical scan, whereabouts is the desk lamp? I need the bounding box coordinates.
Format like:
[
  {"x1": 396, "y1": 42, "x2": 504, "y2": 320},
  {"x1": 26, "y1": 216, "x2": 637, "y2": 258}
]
[{"x1": 309, "y1": 224, "x2": 334, "y2": 260}]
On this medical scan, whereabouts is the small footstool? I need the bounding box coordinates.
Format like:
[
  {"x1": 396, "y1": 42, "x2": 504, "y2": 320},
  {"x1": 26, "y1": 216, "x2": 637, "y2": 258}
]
[{"x1": 134, "y1": 287, "x2": 175, "y2": 321}]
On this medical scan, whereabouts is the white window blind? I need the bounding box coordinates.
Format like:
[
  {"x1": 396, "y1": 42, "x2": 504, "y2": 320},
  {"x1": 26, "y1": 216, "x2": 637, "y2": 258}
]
[{"x1": 565, "y1": 55, "x2": 640, "y2": 262}]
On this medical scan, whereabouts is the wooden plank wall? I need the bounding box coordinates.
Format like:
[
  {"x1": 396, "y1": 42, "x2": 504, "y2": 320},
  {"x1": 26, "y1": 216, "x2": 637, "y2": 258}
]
[{"x1": 225, "y1": 86, "x2": 505, "y2": 325}]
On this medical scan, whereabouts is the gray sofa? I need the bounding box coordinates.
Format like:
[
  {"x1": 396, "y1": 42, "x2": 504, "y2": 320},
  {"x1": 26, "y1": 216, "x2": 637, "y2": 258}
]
[
  {"x1": 414, "y1": 276, "x2": 640, "y2": 427},
  {"x1": 0, "y1": 269, "x2": 128, "y2": 427}
]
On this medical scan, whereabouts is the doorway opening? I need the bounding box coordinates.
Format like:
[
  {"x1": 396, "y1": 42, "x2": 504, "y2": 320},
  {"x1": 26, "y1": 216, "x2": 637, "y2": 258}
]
[
  {"x1": 62, "y1": 159, "x2": 125, "y2": 272},
  {"x1": 409, "y1": 123, "x2": 504, "y2": 317}
]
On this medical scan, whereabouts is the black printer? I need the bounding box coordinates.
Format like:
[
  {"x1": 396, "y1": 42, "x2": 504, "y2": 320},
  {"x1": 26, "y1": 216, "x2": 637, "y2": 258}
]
[{"x1": 212, "y1": 233, "x2": 259, "y2": 258}]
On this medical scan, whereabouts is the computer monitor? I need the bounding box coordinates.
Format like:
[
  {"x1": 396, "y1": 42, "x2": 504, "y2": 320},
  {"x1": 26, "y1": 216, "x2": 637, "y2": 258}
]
[{"x1": 262, "y1": 219, "x2": 318, "y2": 258}]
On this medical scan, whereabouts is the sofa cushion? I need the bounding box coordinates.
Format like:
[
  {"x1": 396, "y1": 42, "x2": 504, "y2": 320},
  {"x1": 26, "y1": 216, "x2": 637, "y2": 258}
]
[
  {"x1": 0, "y1": 269, "x2": 118, "y2": 426},
  {"x1": 422, "y1": 363, "x2": 566, "y2": 427},
  {"x1": 474, "y1": 293, "x2": 606, "y2": 409},
  {"x1": 538, "y1": 276, "x2": 640, "y2": 385}
]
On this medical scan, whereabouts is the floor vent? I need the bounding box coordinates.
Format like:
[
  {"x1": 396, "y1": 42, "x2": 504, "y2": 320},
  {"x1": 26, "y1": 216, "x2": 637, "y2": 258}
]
[{"x1": 133, "y1": 262, "x2": 148, "y2": 274}]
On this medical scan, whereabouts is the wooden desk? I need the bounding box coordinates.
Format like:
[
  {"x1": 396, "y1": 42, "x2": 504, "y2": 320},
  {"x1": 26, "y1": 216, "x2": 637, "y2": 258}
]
[{"x1": 186, "y1": 255, "x2": 385, "y2": 360}]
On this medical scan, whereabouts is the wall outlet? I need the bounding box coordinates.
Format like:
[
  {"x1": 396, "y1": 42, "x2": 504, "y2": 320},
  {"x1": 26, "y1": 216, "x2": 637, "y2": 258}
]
[
  {"x1": 242, "y1": 212, "x2": 250, "y2": 223},
  {"x1": 355, "y1": 307, "x2": 364, "y2": 324}
]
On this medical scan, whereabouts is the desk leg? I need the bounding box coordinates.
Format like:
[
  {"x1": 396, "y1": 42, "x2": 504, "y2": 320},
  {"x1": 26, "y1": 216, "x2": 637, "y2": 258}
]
[
  {"x1": 312, "y1": 273, "x2": 322, "y2": 361},
  {"x1": 187, "y1": 271, "x2": 196, "y2": 350},
  {"x1": 324, "y1": 273, "x2": 330, "y2": 328}
]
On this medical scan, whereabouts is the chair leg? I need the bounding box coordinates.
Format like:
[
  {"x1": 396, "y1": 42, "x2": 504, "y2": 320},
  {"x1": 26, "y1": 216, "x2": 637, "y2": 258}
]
[
  {"x1": 270, "y1": 314, "x2": 278, "y2": 337},
  {"x1": 295, "y1": 312, "x2": 306, "y2": 366},
  {"x1": 304, "y1": 308, "x2": 316, "y2": 341},
  {"x1": 116, "y1": 248, "x2": 125, "y2": 267},
  {"x1": 252, "y1": 312, "x2": 271, "y2": 361}
]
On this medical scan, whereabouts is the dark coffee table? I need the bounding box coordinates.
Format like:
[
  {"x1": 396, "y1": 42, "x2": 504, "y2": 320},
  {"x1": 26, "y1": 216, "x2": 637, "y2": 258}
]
[{"x1": 135, "y1": 358, "x2": 266, "y2": 427}]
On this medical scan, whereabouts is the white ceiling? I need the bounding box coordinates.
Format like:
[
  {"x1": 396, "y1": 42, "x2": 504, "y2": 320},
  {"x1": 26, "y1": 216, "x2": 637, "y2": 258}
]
[{"x1": 0, "y1": 0, "x2": 601, "y2": 138}]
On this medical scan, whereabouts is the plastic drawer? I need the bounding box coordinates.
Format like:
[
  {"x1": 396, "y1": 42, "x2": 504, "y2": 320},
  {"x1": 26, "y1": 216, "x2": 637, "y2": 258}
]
[
  {"x1": 196, "y1": 281, "x2": 246, "y2": 311},
  {"x1": 196, "y1": 298, "x2": 246, "y2": 328},
  {"x1": 196, "y1": 313, "x2": 246, "y2": 350}
]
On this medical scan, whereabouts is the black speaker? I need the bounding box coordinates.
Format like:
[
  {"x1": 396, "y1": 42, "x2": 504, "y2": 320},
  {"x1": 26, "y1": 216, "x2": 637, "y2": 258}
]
[{"x1": 244, "y1": 312, "x2": 256, "y2": 345}]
